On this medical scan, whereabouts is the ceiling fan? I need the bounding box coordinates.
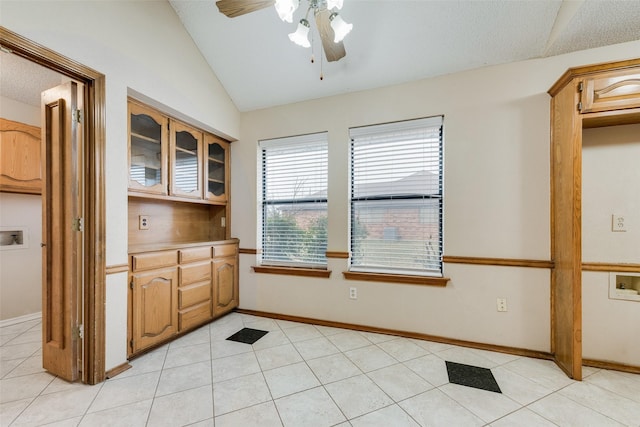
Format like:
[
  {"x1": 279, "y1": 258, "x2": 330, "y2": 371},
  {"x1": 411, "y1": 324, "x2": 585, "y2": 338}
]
[{"x1": 215, "y1": 0, "x2": 352, "y2": 63}]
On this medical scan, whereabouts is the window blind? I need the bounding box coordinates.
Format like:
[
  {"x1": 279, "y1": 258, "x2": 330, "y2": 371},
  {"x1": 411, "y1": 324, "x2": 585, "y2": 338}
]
[
  {"x1": 350, "y1": 116, "x2": 444, "y2": 275},
  {"x1": 260, "y1": 132, "x2": 328, "y2": 267}
]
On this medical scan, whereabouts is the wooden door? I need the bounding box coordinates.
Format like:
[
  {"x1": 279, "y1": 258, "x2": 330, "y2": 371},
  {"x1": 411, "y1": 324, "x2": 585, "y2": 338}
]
[
  {"x1": 41, "y1": 81, "x2": 84, "y2": 382},
  {"x1": 550, "y1": 80, "x2": 582, "y2": 380}
]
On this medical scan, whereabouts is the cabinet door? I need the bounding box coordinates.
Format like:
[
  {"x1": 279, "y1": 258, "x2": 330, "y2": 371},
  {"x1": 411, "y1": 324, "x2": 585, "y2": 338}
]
[
  {"x1": 128, "y1": 102, "x2": 168, "y2": 195},
  {"x1": 0, "y1": 118, "x2": 41, "y2": 194},
  {"x1": 204, "y1": 134, "x2": 229, "y2": 203},
  {"x1": 213, "y1": 256, "x2": 238, "y2": 316},
  {"x1": 170, "y1": 120, "x2": 203, "y2": 199},
  {"x1": 581, "y1": 69, "x2": 640, "y2": 113},
  {"x1": 131, "y1": 267, "x2": 178, "y2": 353}
]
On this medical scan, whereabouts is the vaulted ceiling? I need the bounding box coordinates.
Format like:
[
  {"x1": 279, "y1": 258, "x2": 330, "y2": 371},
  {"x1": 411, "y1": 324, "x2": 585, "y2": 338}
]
[{"x1": 169, "y1": 0, "x2": 640, "y2": 111}]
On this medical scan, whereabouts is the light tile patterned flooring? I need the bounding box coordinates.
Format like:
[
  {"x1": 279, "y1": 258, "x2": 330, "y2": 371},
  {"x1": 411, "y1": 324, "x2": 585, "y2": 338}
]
[{"x1": 1, "y1": 313, "x2": 639, "y2": 426}]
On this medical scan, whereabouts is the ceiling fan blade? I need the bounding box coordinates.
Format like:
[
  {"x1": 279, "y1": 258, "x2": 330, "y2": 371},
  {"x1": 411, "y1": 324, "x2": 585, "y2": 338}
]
[
  {"x1": 216, "y1": 0, "x2": 275, "y2": 18},
  {"x1": 315, "y1": 8, "x2": 346, "y2": 62}
]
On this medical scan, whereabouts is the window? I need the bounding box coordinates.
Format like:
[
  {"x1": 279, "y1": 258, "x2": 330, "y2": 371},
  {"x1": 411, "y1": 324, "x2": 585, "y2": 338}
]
[
  {"x1": 350, "y1": 116, "x2": 444, "y2": 276},
  {"x1": 260, "y1": 133, "x2": 328, "y2": 267}
]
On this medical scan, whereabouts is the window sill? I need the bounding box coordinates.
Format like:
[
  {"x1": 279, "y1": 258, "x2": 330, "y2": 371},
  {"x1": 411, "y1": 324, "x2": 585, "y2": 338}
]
[
  {"x1": 343, "y1": 271, "x2": 449, "y2": 286},
  {"x1": 252, "y1": 265, "x2": 332, "y2": 278}
]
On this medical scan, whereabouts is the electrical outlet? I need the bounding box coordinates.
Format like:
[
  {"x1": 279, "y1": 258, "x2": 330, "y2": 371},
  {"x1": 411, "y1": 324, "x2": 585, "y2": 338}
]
[
  {"x1": 349, "y1": 287, "x2": 357, "y2": 300},
  {"x1": 139, "y1": 215, "x2": 149, "y2": 230},
  {"x1": 496, "y1": 298, "x2": 507, "y2": 312},
  {"x1": 612, "y1": 214, "x2": 626, "y2": 232}
]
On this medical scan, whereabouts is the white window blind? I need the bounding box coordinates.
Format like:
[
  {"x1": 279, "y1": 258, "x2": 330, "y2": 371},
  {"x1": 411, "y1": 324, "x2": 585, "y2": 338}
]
[
  {"x1": 350, "y1": 116, "x2": 443, "y2": 275},
  {"x1": 260, "y1": 133, "x2": 328, "y2": 267}
]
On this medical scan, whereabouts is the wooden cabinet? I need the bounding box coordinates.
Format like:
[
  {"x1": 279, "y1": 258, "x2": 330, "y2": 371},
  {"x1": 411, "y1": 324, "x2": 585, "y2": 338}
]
[
  {"x1": 129, "y1": 240, "x2": 239, "y2": 356},
  {"x1": 128, "y1": 102, "x2": 169, "y2": 195},
  {"x1": 128, "y1": 99, "x2": 230, "y2": 204},
  {"x1": 580, "y1": 69, "x2": 640, "y2": 114},
  {"x1": 213, "y1": 244, "x2": 239, "y2": 316},
  {"x1": 0, "y1": 118, "x2": 42, "y2": 194},
  {"x1": 129, "y1": 250, "x2": 179, "y2": 353},
  {"x1": 204, "y1": 134, "x2": 229, "y2": 203},
  {"x1": 170, "y1": 121, "x2": 203, "y2": 199}
]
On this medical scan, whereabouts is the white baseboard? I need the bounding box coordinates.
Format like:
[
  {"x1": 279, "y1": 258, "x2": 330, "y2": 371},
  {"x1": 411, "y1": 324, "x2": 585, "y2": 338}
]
[{"x1": 0, "y1": 312, "x2": 42, "y2": 328}]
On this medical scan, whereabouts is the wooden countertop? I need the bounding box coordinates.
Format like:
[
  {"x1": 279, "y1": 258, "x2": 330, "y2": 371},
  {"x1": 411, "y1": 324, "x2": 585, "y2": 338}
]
[{"x1": 128, "y1": 238, "x2": 239, "y2": 254}]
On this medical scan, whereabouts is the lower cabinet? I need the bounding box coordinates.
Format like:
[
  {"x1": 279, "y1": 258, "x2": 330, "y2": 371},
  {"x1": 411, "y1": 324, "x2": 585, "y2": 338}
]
[
  {"x1": 130, "y1": 267, "x2": 178, "y2": 353},
  {"x1": 129, "y1": 239, "x2": 238, "y2": 356},
  {"x1": 213, "y1": 256, "x2": 238, "y2": 316}
]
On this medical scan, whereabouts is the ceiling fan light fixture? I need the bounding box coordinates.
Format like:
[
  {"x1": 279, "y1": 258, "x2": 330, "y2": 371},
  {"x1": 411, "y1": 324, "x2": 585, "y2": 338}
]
[
  {"x1": 329, "y1": 12, "x2": 352, "y2": 43},
  {"x1": 275, "y1": 0, "x2": 299, "y2": 23},
  {"x1": 326, "y1": 0, "x2": 343, "y2": 10},
  {"x1": 289, "y1": 19, "x2": 311, "y2": 48}
]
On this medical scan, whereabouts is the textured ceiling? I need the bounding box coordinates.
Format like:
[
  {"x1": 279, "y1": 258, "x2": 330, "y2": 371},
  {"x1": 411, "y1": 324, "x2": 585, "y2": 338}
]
[
  {"x1": 0, "y1": 51, "x2": 66, "y2": 107},
  {"x1": 170, "y1": 0, "x2": 640, "y2": 112}
]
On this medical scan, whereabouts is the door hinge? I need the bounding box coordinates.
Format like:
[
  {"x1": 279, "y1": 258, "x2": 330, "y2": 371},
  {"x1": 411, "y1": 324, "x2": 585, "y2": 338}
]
[
  {"x1": 72, "y1": 217, "x2": 84, "y2": 232},
  {"x1": 129, "y1": 339, "x2": 134, "y2": 349},
  {"x1": 73, "y1": 324, "x2": 84, "y2": 340},
  {"x1": 130, "y1": 280, "x2": 134, "y2": 289},
  {"x1": 578, "y1": 81, "x2": 583, "y2": 92},
  {"x1": 577, "y1": 101, "x2": 583, "y2": 112},
  {"x1": 73, "y1": 109, "x2": 83, "y2": 123}
]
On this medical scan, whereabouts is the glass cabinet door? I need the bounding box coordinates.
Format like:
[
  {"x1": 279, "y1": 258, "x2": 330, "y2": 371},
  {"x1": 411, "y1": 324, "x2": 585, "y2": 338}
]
[
  {"x1": 204, "y1": 134, "x2": 229, "y2": 203},
  {"x1": 128, "y1": 102, "x2": 168, "y2": 195},
  {"x1": 170, "y1": 121, "x2": 202, "y2": 199}
]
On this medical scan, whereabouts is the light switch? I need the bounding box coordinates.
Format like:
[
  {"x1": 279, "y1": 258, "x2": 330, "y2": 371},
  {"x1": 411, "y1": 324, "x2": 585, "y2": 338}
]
[{"x1": 612, "y1": 214, "x2": 626, "y2": 232}]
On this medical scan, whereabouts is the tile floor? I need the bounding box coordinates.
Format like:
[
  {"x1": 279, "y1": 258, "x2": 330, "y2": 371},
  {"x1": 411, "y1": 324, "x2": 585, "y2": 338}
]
[{"x1": 1, "y1": 312, "x2": 639, "y2": 426}]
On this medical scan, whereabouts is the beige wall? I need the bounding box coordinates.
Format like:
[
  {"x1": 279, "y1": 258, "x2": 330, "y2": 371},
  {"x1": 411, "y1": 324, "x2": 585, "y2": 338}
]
[
  {"x1": 582, "y1": 124, "x2": 640, "y2": 366},
  {"x1": 234, "y1": 40, "x2": 640, "y2": 356}
]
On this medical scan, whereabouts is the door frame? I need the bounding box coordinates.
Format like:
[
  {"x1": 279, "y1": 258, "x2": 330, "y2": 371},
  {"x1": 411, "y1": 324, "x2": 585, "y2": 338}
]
[{"x1": 1, "y1": 27, "x2": 107, "y2": 384}]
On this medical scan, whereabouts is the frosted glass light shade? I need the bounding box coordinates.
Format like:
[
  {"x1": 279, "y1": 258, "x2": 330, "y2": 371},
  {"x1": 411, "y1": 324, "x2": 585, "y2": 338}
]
[
  {"x1": 288, "y1": 20, "x2": 311, "y2": 47},
  {"x1": 327, "y1": 0, "x2": 343, "y2": 10},
  {"x1": 275, "y1": 0, "x2": 298, "y2": 23},
  {"x1": 330, "y1": 14, "x2": 352, "y2": 42}
]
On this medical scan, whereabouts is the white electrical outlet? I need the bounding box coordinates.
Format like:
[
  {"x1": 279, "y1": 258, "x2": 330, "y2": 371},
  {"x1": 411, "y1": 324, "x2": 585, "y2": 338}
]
[
  {"x1": 496, "y1": 298, "x2": 507, "y2": 312},
  {"x1": 349, "y1": 287, "x2": 357, "y2": 300},
  {"x1": 139, "y1": 215, "x2": 149, "y2": 230},
  {"x1": 612, "y1": 214, "x2": 626, "y2": 232}
]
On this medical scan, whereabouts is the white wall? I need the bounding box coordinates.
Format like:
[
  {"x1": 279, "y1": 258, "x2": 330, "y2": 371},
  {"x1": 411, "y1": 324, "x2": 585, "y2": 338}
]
[
  {"x1": 1, "y1": 0, "x2": 240, "y2": 370},
  {"x1": 582, "y1": 124, "x2": 640, "y2": 366},
  {"x1": 233, "y1": 40, "x2": 640, "y2": 354},
  {"x1": 0, "y1": 97, "x2": 42, "y2": 321},
  {"x1": 0, "y1": 193, "x2": 42, "y2": 320}
]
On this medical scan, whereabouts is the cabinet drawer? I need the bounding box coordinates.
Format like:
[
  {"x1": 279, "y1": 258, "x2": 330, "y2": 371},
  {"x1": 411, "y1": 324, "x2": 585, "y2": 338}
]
[
  {"x1": 213, "y1": 244, "x2": 237, "y2": 258},
  {"x1": 179, "y1": 281, "x2": 211, "y2": 309},
  {"x1": 179, "y1": 246, "x2": 212, "y2": 264},
  {"x1": 179, "y1": 301, "x2": 212, "y2": 331},
  {"x1": 132, "y1": 250, "x2": 178, "y2": 272},
  {"x1": 179, "y1": 261, "x2": 211, "y2": 286}
]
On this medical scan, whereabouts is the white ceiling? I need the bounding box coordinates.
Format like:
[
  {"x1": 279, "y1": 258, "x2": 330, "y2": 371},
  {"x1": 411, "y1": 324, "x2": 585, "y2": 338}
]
[{"x1": 170, "y1": 0, "x2": 640, "y2": 112}]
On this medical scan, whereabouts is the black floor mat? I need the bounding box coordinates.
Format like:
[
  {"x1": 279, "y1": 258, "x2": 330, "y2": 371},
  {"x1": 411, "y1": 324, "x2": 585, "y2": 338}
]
[
  {"x1": 446, "y1": 361, "x2": 502, "y2": 393},
  {"x1": 226, "y1": 327, "x2": 269, "y2": 345}
]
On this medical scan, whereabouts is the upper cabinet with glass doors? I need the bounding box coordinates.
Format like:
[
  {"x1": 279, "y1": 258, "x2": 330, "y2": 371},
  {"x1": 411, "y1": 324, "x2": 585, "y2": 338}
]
[
  {"x1": 128, "y1": 102, "x2": 168, "y2": 195},
  {"x1": 204, "y1": 134, "x2": 229, "y2": 203},
  {"x1": 170, "y1": 121, "x2": 202, "y2": 199},
  {"x1": 127, "y1": 99, "x2": 230, "y2": 204}
]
